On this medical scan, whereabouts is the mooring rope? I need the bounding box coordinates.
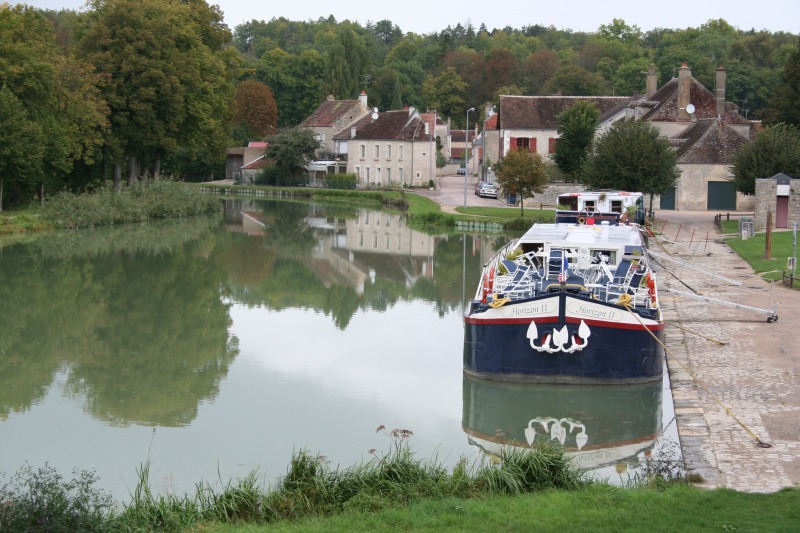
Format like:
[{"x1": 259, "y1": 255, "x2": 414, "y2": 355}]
[
  {"x1": 664, "y1": 320, "x2": 727, "y2": 346},
  {"x1": 625, "y1": 306, "x2": 772, "y2": 449}
]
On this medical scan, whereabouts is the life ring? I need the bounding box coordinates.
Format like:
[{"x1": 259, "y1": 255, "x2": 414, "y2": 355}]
[
  {"x1": 646, "y1": 276, "x2": 657, "y2": 307},
  {"x1": 578, "y1": 217, "x2": 586, "y2": 225},
  {"x1": 481, "y1": 265, "x2": 496, "y2": 303}
]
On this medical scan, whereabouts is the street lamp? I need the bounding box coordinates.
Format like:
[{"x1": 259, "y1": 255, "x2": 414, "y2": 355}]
[{"x1": 464, "y1": 107, "x2": 474, "y2": 208}]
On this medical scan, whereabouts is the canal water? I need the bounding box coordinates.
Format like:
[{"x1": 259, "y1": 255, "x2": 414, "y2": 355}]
[{"x1": 0, "y1": 199, "x2": 678, "y2": 501}]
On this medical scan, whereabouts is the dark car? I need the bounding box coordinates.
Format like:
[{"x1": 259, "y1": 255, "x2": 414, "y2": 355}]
[
  {"x1": 457, "y1": 167, "x2": 466, "y2": 175},
  {"x1": 476, "y1": 182, "x2": 498, "y2": 198}
]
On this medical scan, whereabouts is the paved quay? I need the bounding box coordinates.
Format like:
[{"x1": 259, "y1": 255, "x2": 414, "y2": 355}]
[
  {"x1": 649, "y1": 210, "x2": 799, "y2": 492},
  {"x1": 414, "y1": 177, "x2": 799, "y2": 492}
]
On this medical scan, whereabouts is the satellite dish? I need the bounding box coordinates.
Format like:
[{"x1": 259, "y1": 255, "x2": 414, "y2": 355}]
[
  {"x1": 373, "y1": 107, "x2": 378, "y2": 113},
  {"x1": 371, "y1": 111, "x2": 379, "y2": 120},
  {"x1": 686, "y1": 103, "x2": 695, "y2": 114}
]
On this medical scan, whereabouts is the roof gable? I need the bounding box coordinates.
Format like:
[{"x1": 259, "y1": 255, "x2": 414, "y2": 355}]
[
  {"x1": 341, "y1": 110, "x2": 432, "y2": 142},
  {"x1": 639, "y1": 78, "x2": 749, "y2": 124},
  {"x1": 301, "y1": 97, "x2": 367, "y2": 128},
  {"x1": 674, "y1": 119, "x2": 750, "y2": 164}
]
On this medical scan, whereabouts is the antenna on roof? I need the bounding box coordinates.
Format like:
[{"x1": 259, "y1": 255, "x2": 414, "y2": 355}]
[{"x1": 361, "y1": 74, "x2": 371, "y2": 88}]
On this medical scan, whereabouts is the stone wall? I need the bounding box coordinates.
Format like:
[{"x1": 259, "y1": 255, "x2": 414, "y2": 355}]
[{"x1": 754, "y1": 178, "x2": 800, "y2": 230}]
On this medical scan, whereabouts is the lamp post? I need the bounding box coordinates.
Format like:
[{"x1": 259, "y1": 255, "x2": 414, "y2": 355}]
[{"x1": 464, "y1": 107, "x2": 474, "y2": 208}]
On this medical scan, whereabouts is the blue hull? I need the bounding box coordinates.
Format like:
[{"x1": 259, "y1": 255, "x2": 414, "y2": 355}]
[{"x1": 464, "y1": 292, "x2": 664, "y2": 384}]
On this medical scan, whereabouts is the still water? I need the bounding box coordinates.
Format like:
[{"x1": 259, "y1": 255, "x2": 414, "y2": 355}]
[{"x1": 0, "y1": 199, "x2": 677, "y2": 501}]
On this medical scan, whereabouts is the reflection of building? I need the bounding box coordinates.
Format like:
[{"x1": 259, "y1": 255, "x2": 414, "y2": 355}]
[
  {"x1": 314, "y1": 209, "x2": 437, "y2": 295},
  {"x1": 462, "y1": 375, "x2": 663, "y2": 472},
  {"x1": 222, "y1": 199, "x2": 267, "y2": 236}
]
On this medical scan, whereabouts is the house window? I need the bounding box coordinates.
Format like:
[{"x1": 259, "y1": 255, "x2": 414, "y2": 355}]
[
  {"x1": 548, "y1": 138, "x2": 557, "y2": 154},
  {"x1": 374, "y1": 145, "x2": 380, "y2": 159},
  {"x1": 376, "y1": 167, "x2": 381, "y2": 183},
  {"x1": 359, "y1": 233, "x2": 364, "y2": 247},
  {"x1": 360, "y1": 145, "x2": 365, "y2": 159},
  {"x1": 399, "y1": 168, "x2": 404, "y2": 181},
  {"x1": 386, "y1": 235, "x2": 390, "y2": 250},
  {"x1": 387, "y1": 144, "x2": 392, "y2": 159},
  {"x1": 373, "y1": 234, "x2": 378, "y2": 248},
  {"x1": 366, "y1": 167, "x2": 370, "y2": 181},
  {"x1": 387, "y1": 168, "x2": 392, "y2": 181},
  {"x1": 399, "y1": 145, "x2": 404, "y2": 160},
  {"x1": 516, "y1": 138, "x2": 530, "y2": 150},
  {"x1": 355, "y1": 166, "x2": 360, "y2": 178}
]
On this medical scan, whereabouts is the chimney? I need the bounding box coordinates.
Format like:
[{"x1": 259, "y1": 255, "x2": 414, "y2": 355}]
[
  {"x1": 715, "y1": 66, "x2": 727, "y2": 119},
  {"x1": 485, "y1": 103, "x2": 495, "y2": 117},
  {"x1": 424, "y1": 121, "x2": 429, "y2": 135},
  {"x1": 408, "y1": 105, "x2": 416, "y2": 117},
  {"x1": 646, "y1": 64, "x2": 657, "y2": 98},
  {"x1": 359, "y1": 90, "x2": 368, "y2": 107},
  {"x1": 677, "y1": 63, "x2": 691, "y2": 121}
]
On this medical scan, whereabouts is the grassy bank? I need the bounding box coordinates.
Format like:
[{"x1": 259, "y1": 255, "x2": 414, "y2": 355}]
[{"x1": 726, "y1": 230, "x2": 796, "y2": 282}]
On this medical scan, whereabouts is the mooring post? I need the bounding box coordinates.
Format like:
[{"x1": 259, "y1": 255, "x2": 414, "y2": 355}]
[{"x1": 674, "y1": 223, "x2": 683, "y2": 242}]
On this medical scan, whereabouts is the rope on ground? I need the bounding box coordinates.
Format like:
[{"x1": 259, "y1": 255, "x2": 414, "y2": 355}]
[
  {"x1": 664, "y1": 320, "x2": 728, "y2": 345},
  {"x1": 626, "y1": 307, "x2": 772, "y2": 449}
]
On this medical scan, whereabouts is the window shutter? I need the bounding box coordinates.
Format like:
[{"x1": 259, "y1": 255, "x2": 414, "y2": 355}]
[
  {"x1": 509, "y1": 137, "x2": 517, "y2": 153},
  {"x1": 530, "y1": 137, "x2": 537, "y2": 153},
  {"x1": 549, "y1": 138, "x2": 557, "y2": 154}
]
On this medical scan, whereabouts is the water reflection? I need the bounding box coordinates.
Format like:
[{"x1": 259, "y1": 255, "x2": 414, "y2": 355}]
[
  {"x1": 462, "y1": 374, "x2": 671, "y2": 477},
  {"x1": 0, "y1": 217, "x2": 237, "y2": 427}
]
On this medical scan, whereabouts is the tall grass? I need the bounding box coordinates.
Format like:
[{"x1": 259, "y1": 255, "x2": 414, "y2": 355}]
[
  {"x1": 41, "y1": 180, "x2": 221, "y2": 229},
  {"x1": 0, "y1": 430, "x2": 588, "y2": 531}
]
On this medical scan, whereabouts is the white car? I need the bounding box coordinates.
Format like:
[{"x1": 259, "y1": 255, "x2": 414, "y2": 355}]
[{"x1": 477, "y1": 183, "x2": 498, "y2": 198}]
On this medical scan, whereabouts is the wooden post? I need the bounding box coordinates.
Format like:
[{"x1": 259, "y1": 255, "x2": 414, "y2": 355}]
[{"x1": 764, "y1": 210, "x2": 773, "y2": 259}]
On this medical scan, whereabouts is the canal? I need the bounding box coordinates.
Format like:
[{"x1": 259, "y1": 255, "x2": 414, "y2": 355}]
[{"x1": 0, "y1": 198, "x2": 678, "y2": 501}]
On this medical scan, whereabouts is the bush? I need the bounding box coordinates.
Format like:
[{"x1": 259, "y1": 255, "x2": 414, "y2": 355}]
[
  {"x1": 0, "y1": 463, "x2": 116, "y2": 533},
  {"x1": 40, "y1": 180, "x2": 221, "y2": 229},
  {"x1": 325, "y1": 172, "x2": 358, "y2": 190}
]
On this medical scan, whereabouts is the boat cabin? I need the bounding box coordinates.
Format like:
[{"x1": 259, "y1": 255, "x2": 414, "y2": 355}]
[{"x1": 556, "y1": 191, "x2": 645, "y2": 225}]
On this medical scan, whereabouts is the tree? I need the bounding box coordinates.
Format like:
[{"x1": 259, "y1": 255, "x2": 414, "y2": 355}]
[
  {"x1": 542, "y1": 65, "x2": 610, "y2": 96},
  {"x1": 554, "y1": 100, "x2": 600, "y2": 182},
  {"x1": 79, "y1": 0, "x2": 234, "y2": 187},
  {"x1": 583, "y1": 120, "x2": 679, "y2": 215},
  {"x1": 765, "y1": 40, "x2": 800, "y2": 125},
  {"x1": 232, "y1": 80, "x2": 278, "y2": 144},
  {"x1": 495, "y1": 148, "x2": 548, "y2": 215},
  {"x1": 730, "y1": 123, "x2": 800, "y2": 195},
  {"x1": 264, "y1": 127, "x2": 319, "y2": 181},
  {"x1": 421, "y1": 67, "x2": 467, "y2": 125},
  {"x1": 325, "y1": 26, "x2": 368, "y2": 99},
  {"x1": 0, "y1": 5, "x2": 107, "y2": 207}
]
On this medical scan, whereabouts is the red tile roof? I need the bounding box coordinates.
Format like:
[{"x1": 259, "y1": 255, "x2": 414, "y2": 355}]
[
  {"x1": 300, "y1": 96, "x2": 364, "y2": 128},
  {"x1": 674, "y1": 119, "x2": 750, "y2": 164},
  {"x1": 337, "y1": 110, "x2": 432, "y2": 141},
  {"x1": 499, "y1": 96, "x2": 631, "y2": 129}
]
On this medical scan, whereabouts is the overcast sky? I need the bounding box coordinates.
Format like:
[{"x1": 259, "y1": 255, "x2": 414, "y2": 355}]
[{"x1": 18, "y1": 0, "x2": 800, "y2": 35}]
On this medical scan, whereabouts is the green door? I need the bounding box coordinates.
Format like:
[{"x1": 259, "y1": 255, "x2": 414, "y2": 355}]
[
  {"x1": 707, "y1": 182, "x2": 737, "y2": 210},
  {"x1": 659, "y1": 188, "x2": 676, "y2": 210}
]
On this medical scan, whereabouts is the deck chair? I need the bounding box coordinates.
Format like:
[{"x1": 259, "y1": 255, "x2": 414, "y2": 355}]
[
  {"x1": 546, "y1": 249, "x2": 568, "y2": 280},
  {"x1": 497, "y1": 264, "x2": 536, "y2": 299},
  {"x1": 606, "y1": 265, "x2": 647, "y2": 304}
]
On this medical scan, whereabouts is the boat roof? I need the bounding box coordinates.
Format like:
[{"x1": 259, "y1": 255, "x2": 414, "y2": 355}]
[{"x1": 517, "y1": 222, "x2": 644, "y2": 248}]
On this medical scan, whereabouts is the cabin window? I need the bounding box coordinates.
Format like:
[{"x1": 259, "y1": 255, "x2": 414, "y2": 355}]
[
  {"x1": 611, "y1": 200, "x2": 623, "y2": 213},
  {"x1": 584, "y1": 200, "x2": 596, "y2": 210}
]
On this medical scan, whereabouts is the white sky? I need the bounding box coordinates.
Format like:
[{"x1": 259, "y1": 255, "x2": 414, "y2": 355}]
[{"x1": 18, "y1": 0, "x2": 800, "y2": 35}]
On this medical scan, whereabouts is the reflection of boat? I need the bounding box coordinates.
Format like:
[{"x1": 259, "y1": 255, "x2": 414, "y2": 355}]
[
  {"x1": 462, "y1": 374, "x2": 663, "y2": 471},
  {"x1": 463, "y1": 221, "x2": 663, "y2": 383}
]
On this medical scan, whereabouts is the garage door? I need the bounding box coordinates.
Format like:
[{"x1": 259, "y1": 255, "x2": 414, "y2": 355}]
[
  {"x1": 707, "y1": 182, "x2": 737, "y2": 210},
  {"x1": 659, "y1": 188, "x2": 676, "y2": 210}
]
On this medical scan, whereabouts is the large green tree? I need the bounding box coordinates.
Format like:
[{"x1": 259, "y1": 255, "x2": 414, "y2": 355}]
[
  {"x1": 765, "y1": 40, "x2": 800, "y2": 126},
  {"x1": 495, "y1": 148, "x2": 548, "y2": 214},
  {"x1": 264, "y1": 127, "x2": 319, "y2": 180},
  {"x1": 421, "y1": 67, "x2": 467, "y2": 125},
  {"x1": 583, "y1": 120, "x2": 679, "y2": 214},
  {"x1": 0, "y1": 5, "x2": 107, "y2": 208},
  {"x1": 325, "y1": 26, "x2": 368, "y2": 99},
  {"x1": 730, "y1": 123, "x2": 800, "y2": 195},
  {"x1": 554, "y1": 100, "x2": 600, "y2": 182},
  {"x1": 79, "y1": 0, "x2": 235, "y2": 188}
]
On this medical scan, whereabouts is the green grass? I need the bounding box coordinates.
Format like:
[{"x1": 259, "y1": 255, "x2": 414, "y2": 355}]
[
  {"x1": 202, "y1": 485, "x2": 800, "y2": 533},
  {"x1": 725, "y1": 230, "x2": 796, "y2": 281},
  {"x1": 454, "y1": 206, "x2": 554, "y2": 219}
]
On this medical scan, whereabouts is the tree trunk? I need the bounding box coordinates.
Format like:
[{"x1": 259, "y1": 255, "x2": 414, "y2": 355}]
[
  {"x1": 0, "y1": 178, "x2": 3, "y2": 213},
  {"x1": 153, "y1": 153, "x2": 161, "y2": 180},
  {"x1": 519, "y1": 197, "x2": 524, "y2": 216},
  {"x1": 113, "y1": 161, "x2": 122, "y2": 192},
  {"x1": 40, "y1": 181, "x2": 44, "y2": 207},
  {"x1": 128, "y1": 154, "x2": 138, "y2": 186}
]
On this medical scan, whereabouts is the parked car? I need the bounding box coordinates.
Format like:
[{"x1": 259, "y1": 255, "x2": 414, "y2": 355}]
[
  {"x1": 474, "y1": 181, "x2": 487, "y2": 195},
  {"x1": 476, "y1": 182, "x2": 498, "y2": 198},
  {"x1": 457, "y1": 167, "x2": 466, "y2": 175}
]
